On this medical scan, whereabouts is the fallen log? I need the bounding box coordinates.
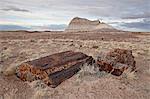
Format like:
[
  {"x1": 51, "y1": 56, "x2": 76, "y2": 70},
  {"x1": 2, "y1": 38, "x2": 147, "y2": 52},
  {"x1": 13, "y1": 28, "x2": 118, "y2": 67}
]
[
  {"x1": 96, "y1": 49, "x2": 136, "y2": 76},
  {"x1": 16, "y1": 51, "x2": 94, "y2": 87},
  {"x1": 44, "y1": 56, "x2": 94, "y2": 88}
]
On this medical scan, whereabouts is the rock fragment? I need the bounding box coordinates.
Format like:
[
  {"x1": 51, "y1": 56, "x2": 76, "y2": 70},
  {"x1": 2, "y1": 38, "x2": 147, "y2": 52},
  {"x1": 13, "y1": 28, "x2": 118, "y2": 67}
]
[{"x1": 96, "y1": 49, "x2": 136, "y2": 76}]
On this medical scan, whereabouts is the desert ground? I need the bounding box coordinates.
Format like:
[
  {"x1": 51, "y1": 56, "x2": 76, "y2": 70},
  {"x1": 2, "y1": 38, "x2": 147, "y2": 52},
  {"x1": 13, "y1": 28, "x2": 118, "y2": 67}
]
[{"x1": 0, "y1": 31, "x2": 150, "y2": 99}]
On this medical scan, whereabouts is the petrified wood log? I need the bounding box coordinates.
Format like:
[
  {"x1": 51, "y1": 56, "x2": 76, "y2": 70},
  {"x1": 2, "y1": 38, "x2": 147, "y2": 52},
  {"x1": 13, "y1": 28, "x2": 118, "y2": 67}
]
[
  {"x1": 16, "y1": 51, "x2": 94, "y2": 87},
  {"x1": 96, "y1": 49, "x2": 136, "y2": 76}
]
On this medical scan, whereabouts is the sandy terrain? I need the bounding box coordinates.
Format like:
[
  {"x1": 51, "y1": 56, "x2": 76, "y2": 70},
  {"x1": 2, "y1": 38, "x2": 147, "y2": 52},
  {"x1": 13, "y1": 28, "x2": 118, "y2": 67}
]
[{"x1": 0, "y1": 31, "x2": 150, "y2": 99}]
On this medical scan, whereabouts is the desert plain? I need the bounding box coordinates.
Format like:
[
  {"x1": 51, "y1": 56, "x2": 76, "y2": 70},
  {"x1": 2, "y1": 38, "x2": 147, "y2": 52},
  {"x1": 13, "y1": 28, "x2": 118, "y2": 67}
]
[{"x1": 0, "y1": 29, "x2": 150, "y2": 99}]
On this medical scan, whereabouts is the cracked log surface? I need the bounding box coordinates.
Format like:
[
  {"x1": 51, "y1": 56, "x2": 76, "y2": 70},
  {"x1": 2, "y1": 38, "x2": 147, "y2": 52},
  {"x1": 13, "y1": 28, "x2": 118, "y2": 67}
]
[
  {"x1": 16, "y1": 51, "x2": 94, "y2": 87},
  {"x1": 96, "y1": 49, "x2": 136, "y2": 76}
]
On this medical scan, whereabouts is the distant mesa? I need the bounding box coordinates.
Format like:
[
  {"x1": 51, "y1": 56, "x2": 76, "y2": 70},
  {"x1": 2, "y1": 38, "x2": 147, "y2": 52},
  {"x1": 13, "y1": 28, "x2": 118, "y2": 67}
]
[{"x1": 65, "y1": 17, "x2": 115, "y2": 32}]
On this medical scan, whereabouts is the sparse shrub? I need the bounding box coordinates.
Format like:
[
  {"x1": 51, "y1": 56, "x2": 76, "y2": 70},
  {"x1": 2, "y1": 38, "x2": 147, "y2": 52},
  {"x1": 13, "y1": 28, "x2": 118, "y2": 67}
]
[
  {"x1": 77, "y1": 63, "x2": 108, "y2": 80},
  {"x1": 69, "y1": 43, "x2": 74, "y2": 46},
  {"x1": 29, "y1": 80, "x2": 47, "y2": 90},
  {"x1": 3, "y1": 47, "x2": 7, "y2": 50},
  {"x1": 3, "y1": 65, "x2": 17, "y2": 76},
  {"x1": 30, "y1": 39, "x2": 36, "y2": 43},
  {"x1": 92, "y1": 46, "x2": 99, "y2": 49},
  {"x1": 121, "y1": 67, "x2": 137, "y2": 80},
  {"x1": 146, "y1": 67, "x2": 150, "y2": 76},
  {"x1": 33, "y1": 89, "x2": 49, "y2": 99}
]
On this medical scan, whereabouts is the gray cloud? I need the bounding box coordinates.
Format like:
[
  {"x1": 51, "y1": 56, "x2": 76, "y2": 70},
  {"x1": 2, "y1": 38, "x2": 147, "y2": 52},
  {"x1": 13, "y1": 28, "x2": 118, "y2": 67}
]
[
  {"x1": 122, "y1": 13, "x2": 150, "y2": 19},
  {"x1": 0, "y1": 6, "x2": 30, "y2": 12},
  {"x1": 116, "y1": 18, "x2": 150, "y2": 31}
]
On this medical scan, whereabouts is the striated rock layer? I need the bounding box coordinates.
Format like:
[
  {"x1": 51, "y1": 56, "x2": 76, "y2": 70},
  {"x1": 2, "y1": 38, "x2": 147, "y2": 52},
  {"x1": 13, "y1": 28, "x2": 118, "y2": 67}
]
[{"x1": 65, "y1": 17, "x2": 114, "y2": 32}]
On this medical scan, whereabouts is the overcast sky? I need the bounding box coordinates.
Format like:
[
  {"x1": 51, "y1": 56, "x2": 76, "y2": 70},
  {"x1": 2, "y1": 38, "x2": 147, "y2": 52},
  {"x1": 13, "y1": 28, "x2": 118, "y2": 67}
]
[{"x1": 0, "y1": 0, "x2": 150, "y2": 31}]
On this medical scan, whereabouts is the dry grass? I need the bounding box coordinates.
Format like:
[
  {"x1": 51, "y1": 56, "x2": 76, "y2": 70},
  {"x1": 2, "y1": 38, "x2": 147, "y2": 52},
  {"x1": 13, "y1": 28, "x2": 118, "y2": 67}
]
[
  {"x1": 2, "y1": 65, "x2": 17, "y2": 76},
  {"x1": 121, "y1": 68, "x2": 138, "y2": 80},
  {"x1": 77, "y1": 63, "x2": 109, "y2": 82},
  {"x1": 33, "y1": 90, "x2": 48, "y2": 99},
  {"x1": 146, "y1": 67, "x2": 150, "y2": 76}
]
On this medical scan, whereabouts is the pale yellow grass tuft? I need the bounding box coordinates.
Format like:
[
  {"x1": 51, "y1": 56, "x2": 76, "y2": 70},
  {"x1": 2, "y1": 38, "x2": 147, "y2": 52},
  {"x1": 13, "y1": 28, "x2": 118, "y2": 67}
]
[
  {"x1": 77, "y1": 63, "x2": 108, "y2": 81},
  {"x1": 3, "y1": 65, "x2": 17, "y2": 76},
  {"x1": 146, "y1": 67, "x2": 150, "y2": 75},
  {"x1": 33, "y1": 89, "x2": 48, "y2": 99},
  {"x1": 121, "y1": 68, "x2": 137, "y2": 80},
  {"x1": 80, "y1": 63, "x2": 99, "y2": 74}
]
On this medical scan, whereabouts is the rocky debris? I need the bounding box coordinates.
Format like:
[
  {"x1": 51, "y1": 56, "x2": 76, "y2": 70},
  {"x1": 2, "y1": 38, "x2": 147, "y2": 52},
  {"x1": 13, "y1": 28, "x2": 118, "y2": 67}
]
[
  {"x1": 65, "y1": 17, "x2": 114, "y2": 32},
  {"x1": 16, "y1": 51, "x2": 94, "y2": 88},
  {"x1": 96, "y1": 49, "x2": 136, "y2": 76},
  {"x1": 15, "y1": 49, "x2": 136, "y2": 87}
]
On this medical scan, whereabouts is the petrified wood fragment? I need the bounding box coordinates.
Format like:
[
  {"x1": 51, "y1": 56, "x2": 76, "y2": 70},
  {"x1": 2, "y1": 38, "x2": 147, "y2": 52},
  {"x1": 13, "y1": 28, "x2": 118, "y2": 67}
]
[
  {"x1": 16, "y1": 51, "x2": 94, "y2": 87},
  {"x1": 96, "y1": 49, "x2": 136, "y2": 76}
]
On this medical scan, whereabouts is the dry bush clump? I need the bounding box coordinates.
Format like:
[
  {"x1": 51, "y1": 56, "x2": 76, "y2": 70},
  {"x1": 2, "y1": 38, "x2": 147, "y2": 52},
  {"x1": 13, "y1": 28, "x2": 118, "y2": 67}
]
[
  {"x1": 77, "y1": 63, "x2": 108, "y2": 81},
  {"x1": 30, "y1": 39, "x2": 37, "y2": 43},
  {"x1": 145, "y1": 67, "x2": 150, "y2": 76},
  {"x1": 1, "y1": 48, "x2": 13, "y2": 61},
  {"x1": 120, "y1": 67, "x2": 137, "y2": 80},
  {"x1": 92, "y1": 45, "x2": 99, "y2": 49},
  {"x1": 30, "y1": 81, "x2": 58, "y2": 99},
  {"x1": 33, "y1": 89, "x2": 49, "y2": 99},
  {"x1": 2, "y1": 65, "x2": 18, "y2": 76},
  {"x1": 29, "y1": 80, "x2": 47, "y2": 90}
]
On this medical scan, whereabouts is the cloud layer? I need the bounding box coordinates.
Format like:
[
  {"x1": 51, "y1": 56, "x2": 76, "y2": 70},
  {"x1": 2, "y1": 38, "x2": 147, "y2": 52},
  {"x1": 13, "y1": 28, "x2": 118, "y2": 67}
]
[
  {"x1": 120, "y1": 18, "x2": 150, "y2": 31},
  {"x1": 0, "y1": 0, "x2": 150, "y2": 31},
  {"x1": 0, "y1": 6, "x2": 30, "y2": 12}
]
